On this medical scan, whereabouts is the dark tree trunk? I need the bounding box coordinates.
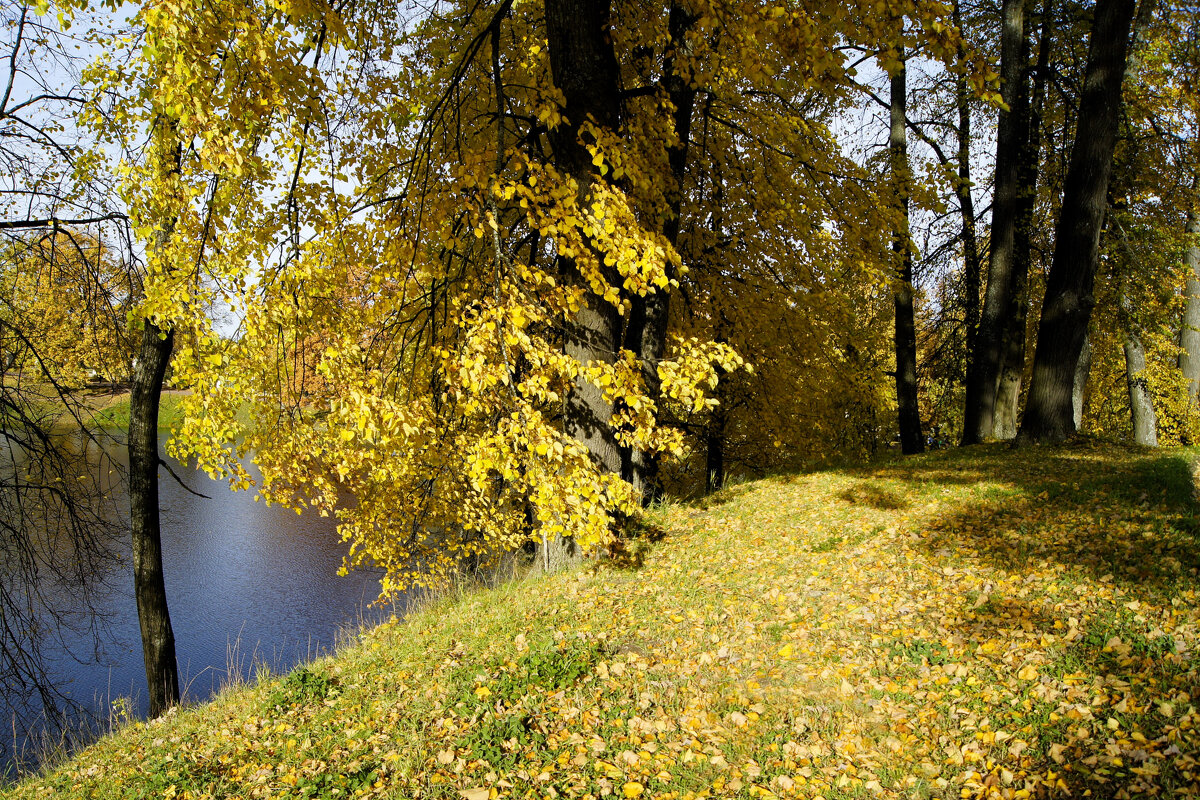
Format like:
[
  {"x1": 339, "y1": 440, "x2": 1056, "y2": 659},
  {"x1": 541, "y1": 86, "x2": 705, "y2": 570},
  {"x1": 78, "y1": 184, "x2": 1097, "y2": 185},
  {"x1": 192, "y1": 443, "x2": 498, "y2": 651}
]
[
  {"x1": 705, "y1": 408, "x2": 726, "y2": 494},
  {"x1": 994, "y1": 0, "x2": 1053, "y2": 439},
  {"x1": 962, "y1": 0, "x2": 1028, "y2": 444},
  {"x1": 703, "y1": 352, "x2": 729, "y2": 494},
  {"x1": 129, "y1": 320, "x2": 179, "y2": 718},
  {"x1": 1017, "y1": 0, "x2": 1138, "y2": 445},
  {"x1": 890, "y1": 57, "x2": 925, "y2": 455},
  {"x1": 546, "y1": 0, "x2": 624, "y2": 480},
  {"x1": 953, "y1": 0, "x2": 982, "y2": 365},
  {"x1": 621, "y1": 0, "x2": 696, "y2": 502},
  {"x1": 541, "y1": 0, "x2": 624, "y2": 568},
  {"x1": 544, "y1": 0, "x2": 621, "y2": 166},
  {"x1": 1179, "y1": 206, "x2": 1200, "y2": 404}
]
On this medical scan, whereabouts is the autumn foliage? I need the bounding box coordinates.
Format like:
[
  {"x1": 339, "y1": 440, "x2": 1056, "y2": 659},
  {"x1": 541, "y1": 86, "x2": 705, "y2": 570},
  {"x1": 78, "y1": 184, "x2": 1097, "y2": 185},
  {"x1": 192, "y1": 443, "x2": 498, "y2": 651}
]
[{"x1": 54, "y1": 0, "x2": 991, "y2": 589}]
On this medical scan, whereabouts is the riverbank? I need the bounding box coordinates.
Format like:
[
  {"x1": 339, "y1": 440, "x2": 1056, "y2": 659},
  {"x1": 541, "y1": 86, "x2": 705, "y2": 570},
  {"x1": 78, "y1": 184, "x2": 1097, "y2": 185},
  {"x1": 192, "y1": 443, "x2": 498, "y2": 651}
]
[
  {"x1": 82, "y1": 389, "x2": 191, "y2": 429},
  {"x1": 8, "y1": 441, "x2": 1200, "y2": 799}
]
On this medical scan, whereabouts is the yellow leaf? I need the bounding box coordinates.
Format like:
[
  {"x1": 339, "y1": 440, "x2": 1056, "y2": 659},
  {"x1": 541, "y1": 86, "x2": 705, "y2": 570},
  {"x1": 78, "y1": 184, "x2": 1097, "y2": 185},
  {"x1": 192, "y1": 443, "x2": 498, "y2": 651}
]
[
  {"x1": 1016, "y1": 664, "x2": 1038, "y2": 681},
  {"x1": 623, "y1": 782, "x2": 644, "y2": 798}
]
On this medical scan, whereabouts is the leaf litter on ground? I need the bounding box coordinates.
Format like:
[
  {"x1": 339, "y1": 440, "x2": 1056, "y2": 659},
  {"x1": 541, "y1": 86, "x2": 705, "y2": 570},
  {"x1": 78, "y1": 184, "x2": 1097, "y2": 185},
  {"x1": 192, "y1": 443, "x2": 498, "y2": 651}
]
[{"x1": 9, "y1": 442, "x2": 1200, "y2": 800}]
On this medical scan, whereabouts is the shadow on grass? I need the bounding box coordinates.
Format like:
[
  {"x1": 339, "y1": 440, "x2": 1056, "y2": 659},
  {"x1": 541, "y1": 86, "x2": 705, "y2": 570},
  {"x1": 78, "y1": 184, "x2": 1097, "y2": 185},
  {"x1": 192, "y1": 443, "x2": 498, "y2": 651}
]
[
  {"x1": 869, "y1": 442, "x2": 1200, "y2": 596},
  {"x1": 836, "y1": 482, "x2": 910, "y2": 510}
]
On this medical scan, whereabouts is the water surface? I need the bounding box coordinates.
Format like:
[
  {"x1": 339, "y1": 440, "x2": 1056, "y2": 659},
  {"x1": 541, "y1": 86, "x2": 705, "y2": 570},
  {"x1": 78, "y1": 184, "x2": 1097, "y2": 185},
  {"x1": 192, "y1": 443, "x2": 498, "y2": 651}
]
[{"x1": 2, "y1": 434, "x2": 401, "y2": 775}]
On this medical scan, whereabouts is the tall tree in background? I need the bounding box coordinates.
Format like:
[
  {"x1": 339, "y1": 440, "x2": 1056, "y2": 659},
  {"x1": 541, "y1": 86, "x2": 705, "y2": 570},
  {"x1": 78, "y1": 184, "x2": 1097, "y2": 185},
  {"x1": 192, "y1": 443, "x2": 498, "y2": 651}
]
[
  {"x1": 992, "y1": 0, "x2": 1054, "y2": 439},
  {"x1": 953, "y1": 0, "x2": 982, "y2": 373},
  {"x1": 621, "y1": 0, "x2": 698, "y2": 500},
  {"x1": 961, "y1": 0, "x2": 1029, "y2": 444},
  {"x1": 1122, "y1": 302, "x2": 1159, "y2": 445},
  {"x1": 1110, "y1": 0, "x2": 1161, "y2": 447},
  {"x1": 1017, "y1": 0, "x2": 1139, "y2": 444},
  {"x1": 1181, "y1": 204, "x2": 1200, "y2": 406},
  {"x1": 890, "y1": 50, "x2": 924, "y2": 454},
  {"x1": 1171, "y1": 18, "x2": 1200, "y2": 426}
]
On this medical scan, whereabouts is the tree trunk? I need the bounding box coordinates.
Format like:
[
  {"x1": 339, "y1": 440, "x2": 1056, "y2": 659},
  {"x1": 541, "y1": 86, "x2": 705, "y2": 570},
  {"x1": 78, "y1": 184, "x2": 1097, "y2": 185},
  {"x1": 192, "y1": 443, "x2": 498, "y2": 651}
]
[
  {"x1": 1179, "y1": 206, "x2": 1200, "y2": 403},
  {"x1": 705, "y1": 409, "x2": 726, "y2": 495},
  {"x1": 546, "y1": 0, "x2": 623, "y2": 480},
  {"x1": 544, "y1": 0, "x2": 624, "y2": 564},
  {"x1": 993, "y1": 0, "x2": 1053, "y2": 439},
  {"x1": 1124, "y1": 331, "x2": 1159, "y2": 446},
  {"x1": 129, "y1": 320, "x2": 179, "y2": 718},
  {"x1": 962, "y1": 0, "x2": 1028, "y2": 444},
  {"x1": 992, "y1": 276, "x2": 1028, "y2": 439},
  {"x1": 1072, "y1": 333, "x2": 1091, "y2": 429},
  {"x1": 621, "y1": 0, "x2": 696, "y2": 502},
  {"x1": 704, "y1": 354, "x2": 729, "y2": 494},
  {"x1": 890, "y1": 57, "x2": 925, "y2": 455},
  {"x1": 1017, "y1": 0, "x2": 1138, "y2": 445},
  {"x1": 953, "y1": 0, "x2": 982, "y2": 366}
]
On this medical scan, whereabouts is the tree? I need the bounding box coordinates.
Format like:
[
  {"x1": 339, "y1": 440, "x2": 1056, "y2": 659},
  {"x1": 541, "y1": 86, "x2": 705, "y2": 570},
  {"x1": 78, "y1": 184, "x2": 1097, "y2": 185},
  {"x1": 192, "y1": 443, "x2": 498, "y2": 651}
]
[
  {"x1": 961, "y1": 0, "x2": 1030, "y2": 444},
  {"x1": 545, "y1": 0, "x2": 626, "y2": 516},
  {"x1": 0, "y1": 238, "x2": 125, "y2": 761},
  {"x1": 1123, "y1": 326, "x2": 1159, "y2": 445},
  {"x1": 78, "y1": 0, "x2": 333, "y2": 712},
  {"x1": 112, "y1": 0, "x2": 972, "y2": 594},
  {"x1": 953, "y1": 0, "x2": 983, "y2": 372},
  {"x1": 0, "y1": 0, "x2": 132, "y2": 749},
  {"x1": 1016, "y1": 0, "x2": 1139, "y2": 444},
  {"x1": 1182, "y1": 206, "x2": 1200, "y2": 405},
  {"x1": 1, "y1": 233, "x2": 134, "y2": 383},
  {"x1": 128, "y1": 215, "x2": 181, "y2": 717},
  {"x1": 889, "y1": 50, "x2": 925, "y2": 454},
  {"x1": 992, "y1": 0, "x2": 1054, "y2": 439}
]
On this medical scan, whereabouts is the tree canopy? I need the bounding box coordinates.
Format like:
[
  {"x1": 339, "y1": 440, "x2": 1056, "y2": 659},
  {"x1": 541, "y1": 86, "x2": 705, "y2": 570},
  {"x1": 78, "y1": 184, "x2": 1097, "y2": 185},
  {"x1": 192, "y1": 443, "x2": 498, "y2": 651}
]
[{"x1": 12, "y1": 0, "x2": 1198, "y2": 601}]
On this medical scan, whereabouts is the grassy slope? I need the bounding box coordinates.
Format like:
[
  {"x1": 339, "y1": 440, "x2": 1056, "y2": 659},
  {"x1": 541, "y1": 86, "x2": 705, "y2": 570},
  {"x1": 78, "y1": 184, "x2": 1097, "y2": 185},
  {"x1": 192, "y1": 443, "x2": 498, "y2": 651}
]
[{"x1": 9, "y1": 442, "x2": 1200, "y2": 800}]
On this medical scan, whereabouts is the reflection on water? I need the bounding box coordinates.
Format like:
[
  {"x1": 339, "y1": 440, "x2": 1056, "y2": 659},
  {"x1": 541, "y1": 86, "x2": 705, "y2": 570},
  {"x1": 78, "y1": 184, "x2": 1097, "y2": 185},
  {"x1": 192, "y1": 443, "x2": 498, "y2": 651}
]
[{"x1": 2, "y1": 432, "x2": 401, "y2": 777}]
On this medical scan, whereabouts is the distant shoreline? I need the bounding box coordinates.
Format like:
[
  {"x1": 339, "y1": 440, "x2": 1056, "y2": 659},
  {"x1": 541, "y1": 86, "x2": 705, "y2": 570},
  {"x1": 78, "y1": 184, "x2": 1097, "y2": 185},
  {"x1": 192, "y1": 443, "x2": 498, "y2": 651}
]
[{"x1": 81, "y1": 389, "x2": 192, "y2": 430}]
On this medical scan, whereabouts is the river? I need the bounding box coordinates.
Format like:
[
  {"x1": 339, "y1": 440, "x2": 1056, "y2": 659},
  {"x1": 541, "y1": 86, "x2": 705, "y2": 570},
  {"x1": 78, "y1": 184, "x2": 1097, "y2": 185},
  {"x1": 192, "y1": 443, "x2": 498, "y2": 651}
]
[{"x1": 1, "y1": 433, "x2": 404, "y2": 778}]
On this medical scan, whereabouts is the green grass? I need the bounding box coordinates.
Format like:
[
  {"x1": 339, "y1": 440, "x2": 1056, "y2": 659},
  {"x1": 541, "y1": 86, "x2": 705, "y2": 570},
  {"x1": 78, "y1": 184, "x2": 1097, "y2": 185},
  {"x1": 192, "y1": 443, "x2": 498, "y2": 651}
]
[
  {"x1": 86, "y1": 391, "x2": 190, "y2": 430},
  {"x1": 8, "y1": 442, "x2": 1200, "y2": 799}
]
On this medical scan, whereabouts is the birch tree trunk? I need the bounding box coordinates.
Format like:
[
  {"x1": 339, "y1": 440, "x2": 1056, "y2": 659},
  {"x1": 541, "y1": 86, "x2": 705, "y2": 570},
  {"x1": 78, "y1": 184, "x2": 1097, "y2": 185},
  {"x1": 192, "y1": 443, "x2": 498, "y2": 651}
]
[
  {"x1": 1072, "y1": 334, "x2": 1091, "y2": 430},
  {"x1": 1178, "y1": 207, "x2": 1200, "y2": 404},
  {"x1": 1124, "y1": 332, "x2": 1159, "y2": 446}
]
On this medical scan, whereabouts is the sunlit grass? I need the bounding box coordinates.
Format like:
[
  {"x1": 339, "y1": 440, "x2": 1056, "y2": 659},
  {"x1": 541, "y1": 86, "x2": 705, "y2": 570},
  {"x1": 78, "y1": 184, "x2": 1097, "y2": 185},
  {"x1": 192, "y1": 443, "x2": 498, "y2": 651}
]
[
  {"x1": 85, "y1": 391, "x2": 190, "y2": 430},
  {"x1": 7, "y1": 441, "x2": 1200, "y2": 799}
]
